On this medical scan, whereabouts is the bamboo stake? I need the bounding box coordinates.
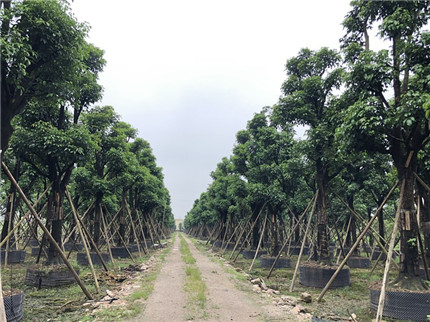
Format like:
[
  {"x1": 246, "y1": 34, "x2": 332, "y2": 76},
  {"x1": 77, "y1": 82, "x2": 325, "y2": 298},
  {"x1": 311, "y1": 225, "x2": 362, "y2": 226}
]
[
  {"x1": 290, "y1": 191, "x2": 318, "y2": 292},
  {"x1": 219, "y1": 217, "x2": 230, "y2": 251},
  {"x1": 4, "y1": 192, "x2": 15, "y2": 268},
  {"x1": 334, "y1": 192, "x2": 397, "y2": 264},
  {"x1": 100, "y1": 209, "x2": 115, "y2": 265},
  {"x1": 336, "y1": 215, "x2": 352, "y2": 265},
  {"x1": 376, "y1": 179, "x2": 405, "y2": 321},
  {"x1": 125, "y1": 201, "x2": 142, "y2": 257},
  {"x1": 267, "y1": 193, "x2": 317, "y2": 279},
  {"x1": 63, "y1": 201, "x2": 94, "y2": 244},
  {"x1": 249, "y1": 212, "x2": 267, "y2": 271},
  {"x1": 67, "y1": 191, "x2": 100, "y2": 293},
  {"x1": 136, "y1": 212, "x2": 149, "y2": 253},
  {"x1": 0, "y1": 256, "x2": 7, "y2": 322},
  {"x1": 66, "y1": 190, "x2": 109, "y2": 272},
  {"x1": 220, "y1": 219, "x2": 242, "y2": 256},
  {"x1": 229, "y1": 209, "x2": 257, "y2": 260},
  {"x1": 1, "y1": 161, "x2": 94, "y2": 300},
  {"x1": 205, "y1": 222, "x2": 220, "y2": 245},
  {"x1": 317, "y1": 180, "x2": 399, "y2": 303},
  {"x1": 232, "y1": 206, "x2": 265, "y2": 262}
]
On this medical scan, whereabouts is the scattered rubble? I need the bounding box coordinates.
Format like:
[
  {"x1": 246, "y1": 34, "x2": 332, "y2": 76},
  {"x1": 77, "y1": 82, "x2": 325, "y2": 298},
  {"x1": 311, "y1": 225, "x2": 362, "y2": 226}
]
[{"x1": 300, "y1": 292, "x2": 312, "y2": 303}]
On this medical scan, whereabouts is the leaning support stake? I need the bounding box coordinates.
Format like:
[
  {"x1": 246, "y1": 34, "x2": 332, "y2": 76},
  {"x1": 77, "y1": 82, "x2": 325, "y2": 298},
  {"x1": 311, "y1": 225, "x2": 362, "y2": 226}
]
[
  {"x1": 376, "y1": 179, "x2": 405, "y2": 321},
  {"x1": 316, "y1": 180, "x2": 399, "y2": 303},
  {"x1": 290, "y1": 191, "x2": 318, "y2": 292},
  {"x1": 66, "y1": 190, "x2": 109, "y2": 272},
  {"x1": 249, "y1": 212, "x2": 267, "y2": 271},
  {"x1": 66, "y1": 191, "x2": 100, "y2": 293},
  {"x1": 1, "y1": 161, "x2": 94, "y2": 300},
  {"x1": 267, "y1": 193, "x2": 316, "y2": 279}
]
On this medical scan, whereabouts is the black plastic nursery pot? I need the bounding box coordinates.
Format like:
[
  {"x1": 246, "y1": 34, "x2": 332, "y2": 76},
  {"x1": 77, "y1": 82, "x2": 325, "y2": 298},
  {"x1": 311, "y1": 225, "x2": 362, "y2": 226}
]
[
  {"x1": 25, "y1": 265, "x2": 79, "y2": 288},
  {"x1": 29, "y1": 239, "x2": 39, "y2": 247},
  {"x1": 284, "y1": 245, "x2": 309, "y2": 255},
  {"x1": 110, "y1": 247, "x2": 130, "y2": 258},
  {"x1": 3, "y1": 290, "x2": 24, "y2": 322},
  {"x1": 0, "y1": 250, "x2": 26, "y2": 264},
  {"x1": 242, "y1": 249, "x2": 267, "y2": 259},
  {"x1": 63, "y1": 242, "x2": 84, "y2": 251},
  {"x1": 370, "y1": 287, "x2": 430, "y2": 321},
  {"x1": 76, "y1": 252, "x2": 110, "y2": 266},
  {"x1": 213, "y1": 241, "x2": 223, "y2": 248},
  {"x1": 347, "y1": 256, "x2": 370, "y2": 269},
  {"x1": 259, "y1": 255, "x2": 291, "y2": 268},
  {"x1": 30, "y1": 247, "x2": 47, "y2": 256},
  {"x1": 299, "y1": 262, "x2": 350, "y2": 289}
]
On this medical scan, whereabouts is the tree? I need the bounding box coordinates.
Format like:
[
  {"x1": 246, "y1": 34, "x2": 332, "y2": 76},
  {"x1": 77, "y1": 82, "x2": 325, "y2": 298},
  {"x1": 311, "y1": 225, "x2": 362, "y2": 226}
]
[
  {"x1": 341, "y1": 0, "x2": 430, "y2": 289},
  {"x1": 1, "y1": 0, "x2": 91, "y2": 154},
  {"x1": 8, "y1": 39, "x2": 104, "y2": 264},
  {"x1": 273, "y1": 47, "x2": 344, "y2": 264}
]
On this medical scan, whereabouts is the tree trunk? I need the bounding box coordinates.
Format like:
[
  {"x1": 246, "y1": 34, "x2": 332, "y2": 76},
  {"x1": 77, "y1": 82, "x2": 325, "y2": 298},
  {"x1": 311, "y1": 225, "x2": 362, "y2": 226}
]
[
  {"x1": 316, "y1": 160, "x2": 330, "y2": 265},
  {"x1": 392, "y1": 153, "x2": 426, "y2": 290},
  {"x1": 418, "y1": 183, "x2": 430, "y2": 261},
  {"x1": 252, "y1": 208, "x2": 260, "y2": 249},
  {"x1": 46, "y1": 187, "x2": 65, "y2": 265},
  {"x1": 93, "y1": 193, "x2": 103, "y2": 248}
]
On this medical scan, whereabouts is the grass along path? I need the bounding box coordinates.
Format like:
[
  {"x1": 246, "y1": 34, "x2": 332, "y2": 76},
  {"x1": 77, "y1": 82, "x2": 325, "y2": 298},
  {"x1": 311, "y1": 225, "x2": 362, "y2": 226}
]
[{"x1": 178, "y1": 233, "x2": 208, "y2": 320}]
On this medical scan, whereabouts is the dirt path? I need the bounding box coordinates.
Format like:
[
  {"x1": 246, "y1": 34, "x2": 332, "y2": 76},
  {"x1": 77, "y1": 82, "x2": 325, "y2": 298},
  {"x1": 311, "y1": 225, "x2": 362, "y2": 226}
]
[
  {"x1": 130, "y1": 236, "x2": 187, "y2": 322},
  {"x1": 182, "y1": 234, "x2": 287, "y2": 321},
  {"x1": 131, "y1": 233, "x2": 291, "y2": 321}
]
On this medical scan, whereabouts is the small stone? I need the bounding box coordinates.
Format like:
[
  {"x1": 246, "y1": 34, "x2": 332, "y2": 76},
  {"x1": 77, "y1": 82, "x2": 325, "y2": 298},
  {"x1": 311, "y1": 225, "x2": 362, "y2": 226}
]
[
  {"x1": 300, "y1": 292, "x2": 312, "y2": 303},
  {"x1": 290, "y1": 306, "x2": 301, "y2": 315},
  {"x1": 252, "y1": 285, "x2": 261, "y2": 293},
  {"x1": 235, "y1": 267, "x2": 241, "y2": 272},
  {"x1": 351, "y1": 313, "x2": 357, "y2": 320},
  {"x1": 251, "y1": 278, "x2": 260, "y2": 284},
  {"x1": 260, "y1": 280, "x2": 268, "y2": 291},
  {"x1": 295, "y1": 305, "x2": 309, "y2": 313},
  {"x1": 106, "y1": 290, "x2": 115, "y2": 298},
  {"x1": 272, "y1": 290, "x2": 280, "y2": 295}
]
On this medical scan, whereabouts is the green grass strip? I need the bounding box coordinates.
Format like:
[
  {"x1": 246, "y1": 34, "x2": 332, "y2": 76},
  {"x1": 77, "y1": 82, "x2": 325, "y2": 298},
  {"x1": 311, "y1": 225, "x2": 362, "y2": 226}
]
[{"x1": 179, "y1": 233, "x2": 207, "y2": 318}]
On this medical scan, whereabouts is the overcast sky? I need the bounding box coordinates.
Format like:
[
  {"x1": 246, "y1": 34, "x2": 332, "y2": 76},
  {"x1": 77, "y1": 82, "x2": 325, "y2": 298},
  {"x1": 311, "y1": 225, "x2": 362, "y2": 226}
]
[{"x1": 70, "y1": 0, "x2": 353, "y2": 219}]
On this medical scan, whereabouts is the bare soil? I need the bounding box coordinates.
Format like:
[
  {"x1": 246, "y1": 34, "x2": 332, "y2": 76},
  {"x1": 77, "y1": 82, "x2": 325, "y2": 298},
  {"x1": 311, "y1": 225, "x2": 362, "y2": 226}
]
[{"x1": 130, "y1": 235, "x2": 187, "y2": 322}]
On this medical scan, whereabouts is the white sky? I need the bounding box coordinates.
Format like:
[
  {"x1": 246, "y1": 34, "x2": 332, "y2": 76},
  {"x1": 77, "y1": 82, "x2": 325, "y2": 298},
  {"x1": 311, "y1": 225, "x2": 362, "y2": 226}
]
[{"x1": 70, "y1": 0, "x2": 353, "y2": 219}]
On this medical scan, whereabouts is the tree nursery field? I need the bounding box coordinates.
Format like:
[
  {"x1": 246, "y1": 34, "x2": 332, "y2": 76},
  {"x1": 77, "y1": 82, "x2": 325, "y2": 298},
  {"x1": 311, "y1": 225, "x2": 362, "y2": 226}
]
[{"x1": 1, "y1": 0, "x2": 430, "y2": 321}]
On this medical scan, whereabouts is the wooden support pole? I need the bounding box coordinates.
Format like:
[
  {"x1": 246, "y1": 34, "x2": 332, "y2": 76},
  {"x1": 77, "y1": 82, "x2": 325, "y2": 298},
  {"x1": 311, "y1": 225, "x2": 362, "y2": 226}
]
[
  {"x1": 220, "y1": 219, "x2": 242, "y2": 256},
  {"x1": 232, "y1": 206, "x2": 265, "y2": 262},
  {"x1": 0, "y1": 257, "x2": 7, "y2": 322},
  {"x1": 125, "y1": 201, "x2": 142, "y2": 257},
  {"x1": 317, "y1": 180, "x2": 399, "y2": 303},
  {"x1": 136, "y1": 212, "x2": 149, "y2": 253},
  {"x1": 1, "y1": 161, "x2": 94, "y2": 300},
  {"x1": 63, "y1": 201, "x2": 94, "y2": 245},
  {"x1": 290, "y1": 191, "x2": 318, "y2": 292},
  {"x1": 205, "y1": 222, "x2": 219, "y2": 245},
  {"x1": 376, "y1": 179, "x2": 405, "y2": 321},
  {"x1": 229, "y1": 210, "x2": 255, "y2": 260},
  {"x1": 101, "y1": 208, "x2": 116, "y2": 266},
  {"x1": 67, "y1": 191, "x2": 100, "y2": 293},
  {"x1": 249, "y1": 212, "x2": 267, "y2": 271},
  {"x1": 65, "y1": 190, "x2": 109, "y2": 272},
  {"x1": 267, "y1": 193, "x2": 316, "y2": 279},
  {"x1": 334, "y1": 192, "x2": 398, "y2": 266}
]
